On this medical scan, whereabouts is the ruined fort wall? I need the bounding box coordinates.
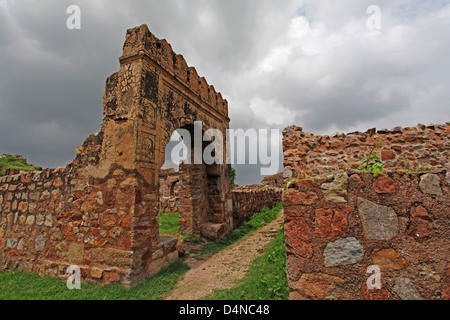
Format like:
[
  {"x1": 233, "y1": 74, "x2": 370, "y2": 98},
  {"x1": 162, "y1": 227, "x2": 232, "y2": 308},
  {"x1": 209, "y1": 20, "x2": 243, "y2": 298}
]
[
  {"x1": 283, "y1": 171, "x2": 449, "y2": 300},
  {"x1": 1, "y1": 24, "x2": 235, "y2": 286},
  {"x1": 282, "y1": 120, "x2": 450, "y2": 300},
  {"x1": 159, "y1": 168, "x2": 283, "y2": 230},
  {"x1": 260, "y1": 172, "x2": 284, "y2": 188},
  {"x1": 283, "y1": 122, "x2": 450, "y2": 180},
  {"x1": 159, "y1": 168, "x2": 182, "y2": 213},
  {"x1": 0, "y1": 133, "x2": 147, "y2": 285},
  {"x1": 231, "y1": 186, "x2": 282, "y2": 227}
]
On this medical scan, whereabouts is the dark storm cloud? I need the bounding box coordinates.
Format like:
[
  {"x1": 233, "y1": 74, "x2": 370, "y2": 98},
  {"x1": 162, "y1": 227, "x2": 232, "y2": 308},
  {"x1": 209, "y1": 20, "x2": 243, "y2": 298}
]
[{"x1": 1, "y1": 0, "x2": 449, "y2": 184}]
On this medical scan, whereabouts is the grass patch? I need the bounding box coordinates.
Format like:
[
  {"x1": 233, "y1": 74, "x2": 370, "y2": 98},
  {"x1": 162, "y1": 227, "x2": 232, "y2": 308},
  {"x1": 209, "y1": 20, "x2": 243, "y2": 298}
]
[
  {"x1": 159, "y1": 211, "x2": 180, "y2": 236},
  {"x1": 203, "y1": 227, "x2": 289, "y2": 300},
  {"x1": 0, "y1": 154, "x2": 40, "y2": 176},
  {"x1": 0, "y1": 259, "x2": 189, "y2": 300},
  {"x1": 190, "y1": 202, "x2": 283, "y2": 257}
]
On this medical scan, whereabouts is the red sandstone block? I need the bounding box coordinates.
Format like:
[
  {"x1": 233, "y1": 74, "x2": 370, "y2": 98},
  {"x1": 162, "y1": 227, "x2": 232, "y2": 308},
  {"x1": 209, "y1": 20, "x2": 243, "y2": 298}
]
[
  {"x1": 7, "y1": 250, "x2": 19, "y2": 259},
  {"x1": 283, "y1": 189, "x2": 315, "y2": 206},
  {"x1": 61, "y1": 225, "x2": 76, "y2": 241},
  {"x1": 51, "y1": 189, "x2": 62, "y2": 201},
  {"x1": 104, "y1": 190, "x2": 116, "y2": 206},
  {"x1": 18, "y1": 201, "x2": 28, "y2": 212},
  {"x1": 38, "y1": 201, "x2": 47, "y2": 212},
  {"x1": 91, "y1": 268, "x2": 103, "y2": 279},
  {"x1": 372, "y1": 248, "x2": 410, "y2": 271},
  {"x1": 102, "y1": 215, "x2": 117, "y2": 227},
  {"x1": 120, "y1": 217, "x2": 132, "y2": 229},
  {"x1": 122, "y1": 238, "x2": 132, "y2": 250},
  {"x1": 29, "y1": 192, "x2": 40, "y2": 201},
  {"x1": 381, "y1": 150, "x2": 396, "y2": 161},
  {"x1": 409, "y1": 206, "x2": 434, "y2": 239},
  {"x1": 349, "y1": 174, "x2": 365, "y2": 188},
  {"x1": 94, "y1": 239, "x2": 108, "y2": 247},
  {"x1": 20, "y1": 173, "x2": 33, "y2": 183},
  {"x1": 362, "y1": 283, "x2": 392, "y2": 300},
  {"x1": 284, "y1": 217, "x2": 312, "y2": 259},
  {"x1": 103, "y1": 272, "x2": 120, "y2": 283},
  {"x1": 75, "y1": 190, "x2": 86, "y2": 199},
  {"x1": 87, "y1": 191, "x2": 99, "y2": 200},
  {"x1": 91, "y1": 228, "x2": 101, "y2": 237},
  {"x1": 374, "y1": 176, "x2": 399, "y2": 194},
  {"x1": 2, "y1": 201, "x2": 11, "y2": 212},
  {"x1": 314, "y1": 207, "x2": 350, "y2": 238}
]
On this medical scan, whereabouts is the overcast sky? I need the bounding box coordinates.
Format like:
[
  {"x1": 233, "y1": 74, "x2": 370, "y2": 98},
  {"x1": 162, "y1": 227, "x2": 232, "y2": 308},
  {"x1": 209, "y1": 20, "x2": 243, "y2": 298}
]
[{"x1": 1, "y1": 0, "x2": 449, "y2": 185}]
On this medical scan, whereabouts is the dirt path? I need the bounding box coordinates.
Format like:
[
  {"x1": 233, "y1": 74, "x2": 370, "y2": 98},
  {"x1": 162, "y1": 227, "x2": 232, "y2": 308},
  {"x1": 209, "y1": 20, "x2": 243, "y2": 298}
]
[{"x1": 164, "y1": 210, "x2": 284, "y2": 300}]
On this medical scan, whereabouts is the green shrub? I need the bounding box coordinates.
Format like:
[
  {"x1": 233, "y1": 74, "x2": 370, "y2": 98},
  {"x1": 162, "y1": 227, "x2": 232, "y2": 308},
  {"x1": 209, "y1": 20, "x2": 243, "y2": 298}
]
[
  {"x1": 358, "y1": 140, "x2": 385, "y2": 177},
  {"x1": 0, "y1": 154, "x2": 40, "y2": 177}
]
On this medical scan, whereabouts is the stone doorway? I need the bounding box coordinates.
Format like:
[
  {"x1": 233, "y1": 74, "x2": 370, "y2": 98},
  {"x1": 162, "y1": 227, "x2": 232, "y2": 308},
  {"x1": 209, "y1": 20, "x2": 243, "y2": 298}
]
[{"x1": 99, "y1": 24, "x2": 233, "y2": 284}]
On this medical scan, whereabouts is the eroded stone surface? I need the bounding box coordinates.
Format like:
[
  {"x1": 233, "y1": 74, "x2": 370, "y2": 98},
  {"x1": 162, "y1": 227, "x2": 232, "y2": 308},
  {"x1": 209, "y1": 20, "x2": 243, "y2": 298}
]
[
  {"x1": 372, "y1": 248, "x2": 410, "y2": 271},
  {"x1": 362, "y1": 282, "x2": 393, "y2": 300},
  {"x1": 409, "y1": 205, "x2": 434, "y2": 239},
  {"x1": 393, "y1": 277, "x2": 424, "y2": 300},
  {"x1": 35, "y1": 234, "x2": 46, "y2": 252},
  {"x1": 357, "y1": 197, "x2": 399, "y2": 240},
  {"x1": 68, "y1": 243, "x2": 84, "y2": 264},
  {"x1": 374, "y1": 175, "x2": 398, "y2": 194},
  {"x1": 284, "y1": 217, "x2": 312, "y2": 259},
  {"x1": 314, "y1": 207, "x2": 350, "y2": 238},
  {"x1": 323, "y1": 237, "x2": 364, "y2": 267},
  {"x1": 419, "y1": 174, "x2": 443, "y2": 196},
  {"x1": 293, "y1": 273, "x2": 348, "y2": 300},
  {"x1": 320, "y1": 173, "x2": 348, "y2": 203},
  {"x1": 283, "y1": 189, "x2": 318, "y2": 206}
]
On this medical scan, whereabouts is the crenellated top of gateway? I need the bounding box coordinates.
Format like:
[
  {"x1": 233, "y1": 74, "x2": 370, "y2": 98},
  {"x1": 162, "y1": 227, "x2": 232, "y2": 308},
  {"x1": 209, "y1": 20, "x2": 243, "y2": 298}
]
[{"x1": 120, "y1": 24, "x2": 228, "y2": 117}]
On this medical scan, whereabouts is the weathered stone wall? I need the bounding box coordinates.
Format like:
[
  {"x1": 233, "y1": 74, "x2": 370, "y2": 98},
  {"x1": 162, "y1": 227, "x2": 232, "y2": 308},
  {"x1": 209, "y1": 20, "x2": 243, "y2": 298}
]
[
  {"x1": 261, "y1": 172, "x2": 284, "y2": 188},
  {"x1": 159, "y1": 168, "x2": 182, "y2": 213},
  {"x1": 283, "y1": 170, "x2": 449, "y2": 300},
  {"x1": 0, "y1": 24, "x2": 230, "y2": 287},
  {"x1": 0, "y1": 132, "x2": 163, "y2": 286},
  {"x1": 232, "y1": 185, "x2": 282, "y2": 228},
  {"x1": 283, "y1": 123, "x2": 450, "y2": 179},
  {"x1": 159, "y1": 168, "x2": 283, "y2": 232},
  {"x1": 160, "y1": 168, "x2": 283, "y2": 232}
]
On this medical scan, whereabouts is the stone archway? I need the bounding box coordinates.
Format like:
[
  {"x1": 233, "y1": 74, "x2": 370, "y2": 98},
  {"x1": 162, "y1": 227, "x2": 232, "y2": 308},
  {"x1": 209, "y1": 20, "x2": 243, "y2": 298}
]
[{"x1": 97, "y1": 24, "x2": 233, "y2": 284}]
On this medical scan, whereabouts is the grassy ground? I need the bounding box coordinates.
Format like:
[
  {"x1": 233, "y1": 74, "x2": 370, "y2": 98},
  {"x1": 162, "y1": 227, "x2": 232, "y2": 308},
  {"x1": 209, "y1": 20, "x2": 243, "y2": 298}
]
[
  {"x1": 0, "y1": 154, "x2": 40, "y2": 176},
  {"x1": 0, "y1": 260, "x2": 189, "y2": 300},
  {"x1": 203, "y1": 227, "x2": 289, "y2": 300},
  {"x1": 0, "y1": 203, "x2": 284, "y2": 300},
  {"x1": 158, "y1": 211, "x2": 180, "y2": 236}
]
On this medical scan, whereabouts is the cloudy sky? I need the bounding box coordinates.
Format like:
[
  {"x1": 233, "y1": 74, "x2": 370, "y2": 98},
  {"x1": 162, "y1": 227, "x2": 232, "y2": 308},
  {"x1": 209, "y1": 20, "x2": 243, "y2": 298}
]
[{"x1": 0, "y1": 0, "x2": 449, "y2": 185}]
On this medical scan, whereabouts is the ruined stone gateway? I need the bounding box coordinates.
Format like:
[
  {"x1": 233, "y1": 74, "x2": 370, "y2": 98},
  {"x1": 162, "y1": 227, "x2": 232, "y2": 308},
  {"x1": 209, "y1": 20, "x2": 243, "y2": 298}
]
[
  {"x1": 0, "y1": 24, "x2": 238, "y2": 286},
  {"x1": 1, "y1": 23, "x2": 448, "y2": 299}
]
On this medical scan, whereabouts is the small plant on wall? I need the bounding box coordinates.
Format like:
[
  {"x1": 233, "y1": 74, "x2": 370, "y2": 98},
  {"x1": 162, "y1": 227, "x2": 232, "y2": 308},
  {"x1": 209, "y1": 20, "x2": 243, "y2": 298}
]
[
  {"x1": 231, "y1": 167, "x2": 236, "y2": 188},
  {"x1": 358, "y1": 140, "x2": 385, "y2": 177}
]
